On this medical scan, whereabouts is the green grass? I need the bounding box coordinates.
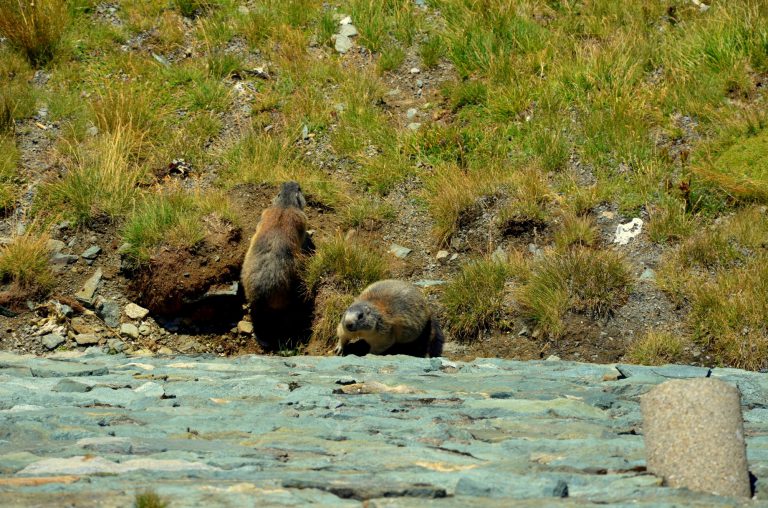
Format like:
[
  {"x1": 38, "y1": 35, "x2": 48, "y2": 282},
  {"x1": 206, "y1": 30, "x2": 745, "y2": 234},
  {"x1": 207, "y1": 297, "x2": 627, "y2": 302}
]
[
  {"x1": 0, "y1": 0, "x2": 68, "y2": 66},
  {"x1": 304, "y1": 235, "x2": 388, "y2": 294},
  {"x1": 517, "y1": 249, "x2": 633, "y2": 338},
  {"x1": 441, "y1": 258, "x2": 510, "y2": 340},
  {"x1": 626, "y1": 331, "x2": 686, "y2": 366},
  {"x1": 39, "y1": 126, "x2": 146, "y2": 225},
  {"x1": 134, "y1": 489, "x2": 169, "y2": 508},
  {"x1": 122, "y1": 187, "x2": 235, "y2": 264},
  {"x1": 0, "y1": 232, "x2": 54, "y2": 299},
  {"x1": 0, "y1": 137, "x2": 19, "y2": 212}
]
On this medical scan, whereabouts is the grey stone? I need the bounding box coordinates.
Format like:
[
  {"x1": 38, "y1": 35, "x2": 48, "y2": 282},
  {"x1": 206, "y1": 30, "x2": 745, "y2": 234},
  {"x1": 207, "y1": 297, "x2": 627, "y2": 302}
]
[
  {"x1": 640, "y1": 268, "x2": 656, "y2": 281},
  {"x1": 75, "y1": 333, "x2": 100, "y2": 346},
  {"x1": 406, "y1": 108, "x2": 418, "y2": 120},
  {"x1": 407, "y1": 122, "x2": 422, "y2": 131},
  {"x1": 138, "y1": 323, "x2": 151, "y2": 336},
  {"x1": 46, "y1": 239, "x2": 65, "y2": 254},
  {"x1": 436, "y1": 250, "x2": 450, "y2": 264},
  {"x1": 107, "y1": 338, "x2": 126, "y2": 353},
  {"x1": 41, "y1": 333, "x2": 65, "y2": 350},
  {"x1": 51, "y1": 253, "x2": 79, "y2": 265},
  {"x1": 388, "y1": 244, "x2": 412, "y2": 258},
  {"x1": 412, "y1": 279, "x2": 446, "y2": 287},
  {"x1": 338, "y1": 24, "x2": 358, "y2": 37},
  {"x1": 30, "y1": 362, "x2": 108, "y2": 377},
  {"x1": 81, "y1": 245, "x2": 101, "y2": 260},
  {"x1": 124, "y1": 302, "x2": 149, "y2": 320},
  {"x1": 52, "y1": 379, "x2": 92, "y2": 392},
  {"x1": 491, "y1": 246, "x2": 508, "y2": 263},
  {"x1": 335, "y1": 34, "x2": 353, "y2": 53},
  {"x1": 70, "y1": 317, "x2": 96, "y2": 334},
  {"x1": 96, "y1": 298, "x2": 120, "y2": 328},
  {"x1": 120, "y1": 323, "x2": 140, "y2": 339},
  {"x1": 75, "y1": 268, "x2": 103, "y2": 306}
]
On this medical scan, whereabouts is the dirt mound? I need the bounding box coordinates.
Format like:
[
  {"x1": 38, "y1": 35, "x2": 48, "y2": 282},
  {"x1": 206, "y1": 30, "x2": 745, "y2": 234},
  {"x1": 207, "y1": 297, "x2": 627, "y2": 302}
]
[{"x1": 128, "y1": 215, "x2": 246, "y2": 330}]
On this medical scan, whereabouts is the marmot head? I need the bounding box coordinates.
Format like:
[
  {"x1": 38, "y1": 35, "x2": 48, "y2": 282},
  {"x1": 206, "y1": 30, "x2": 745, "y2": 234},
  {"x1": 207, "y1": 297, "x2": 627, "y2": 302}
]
[
  {"x1": 274, "y1": 181, "x2": 306, "y2": 210},
  {"x1": 341, "y1": 302, "x2": 378, "y2": 332}
]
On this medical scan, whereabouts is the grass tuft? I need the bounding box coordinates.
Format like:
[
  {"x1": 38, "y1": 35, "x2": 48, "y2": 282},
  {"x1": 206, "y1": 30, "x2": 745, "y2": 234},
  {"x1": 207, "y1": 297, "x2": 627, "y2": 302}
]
[
  {"x1": 134, "y1": 489, "x2": 169, "y2": 508},
  {"x1": 0, "y1": 0, "x2": 68, "y2": 66},
  {"x1": 0, "y1": 232, "x2": 54, "y2": 300},
  {"x1": 626, "y1": 331, "x2": 686, "y2": 366},
  {"x1": 304, "y1": 234, "x2": 387, "y2": 294},
  {"x1": 441, "y1": 258, "x2": 510, "y2": 340},
  {"x1": 517, "y1": 249, "x2": 632, "y2": 337}
]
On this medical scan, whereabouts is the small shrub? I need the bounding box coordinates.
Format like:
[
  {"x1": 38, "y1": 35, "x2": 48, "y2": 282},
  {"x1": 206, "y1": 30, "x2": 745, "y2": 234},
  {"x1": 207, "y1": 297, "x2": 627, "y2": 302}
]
[
  {"x1": 0, "y1": 232, "x2": 54, "y2": 300},
  {"x1": 554, "y1": 214, "x2": 598, "y2": 250},
  {"x1": 122, "y1": 187, "x2": 234, "y2": 264},
  {"x1": 419, "y1": 35, "x2": 444, "y2": 69},
  {"x1": 626, "y1": 331, "x2": 686, "y2": 366},
  {"x1": 497, "y1": 166, "x2": 552, "y2": 236},
  {"x1": 688, "y1": 258, "x2": 768, "y2": 370},
  {"x1": 517, "y1": 249, "x2": 632, "y2": 337},
  {"x1": 42, "y1": 126, "x2": 145, "y2": 224},
  {"x1": 308, "y1": 289, "x2": 355, "y2": 352},
  {"x1": 174, "y1": 0, "x2": 210, "y2": 18},
  {"x1": 377, "y1": 45, "x2": 406, "y2": 73},
  {"x1": 695, "y1": 129, "x2": 768, "y2": 202},
  {"x1": 0, "y1": 0, "x2": 68, "y2": 66},
  {"x1": 304, "y1": 235, "x2": 387, "y2": 294},
  {"x1": 341, "y1": 195, "x2": 395, "y2": 231},
  {"x1": 0, "y1": 136, "x2": 19, "y2": 212},
  {"x1": 442, "y1": 259, "x2": 510, "y2": 340},
  {"x1": 134, "y1": 489, "x2": 169, "y2": 508},
  {"x1": 647, "y1": 199, "x2": 695, "y2": 244}
]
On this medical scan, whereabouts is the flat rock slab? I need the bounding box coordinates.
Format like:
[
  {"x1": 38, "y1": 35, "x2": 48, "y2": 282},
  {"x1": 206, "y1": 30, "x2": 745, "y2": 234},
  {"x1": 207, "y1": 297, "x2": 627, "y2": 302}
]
[{"x1": 1, "y1": 354, "x2": 767, "y2": 507}]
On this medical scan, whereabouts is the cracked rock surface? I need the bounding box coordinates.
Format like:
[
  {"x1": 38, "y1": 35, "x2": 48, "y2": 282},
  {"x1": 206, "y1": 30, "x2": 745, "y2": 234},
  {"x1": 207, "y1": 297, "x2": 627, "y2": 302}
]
[{"x1": 0, "y1": 352, "x2": 766, "y2": 506}]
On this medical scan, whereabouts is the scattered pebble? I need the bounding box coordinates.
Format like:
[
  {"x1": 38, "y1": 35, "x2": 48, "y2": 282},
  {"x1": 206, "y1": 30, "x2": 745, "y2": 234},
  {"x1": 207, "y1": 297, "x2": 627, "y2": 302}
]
[
  {"x1": 388, "y1": 244, "x2": 412, "y2": 258},
  {"x1": 120, "y1": 323, "x2": 140, "y2": 340},
  {"x1": 614, "y1": 218, "x2": 644, "y2": 245},
  {"x1": 124, "y1": 303, "x2": 150, "y2": 320},
  {"x1": 75, "y1": 268, "x2": 103, "y2": 306},
  {"x1": 406, "y1": 108, "x2": 418, "y2": 120},
  {"x1": 237, "y1": 321, "x2": 254, "y2": 335},
  {"x1": 75, "y1": 333, "x2": 100, "y2": 346},
  {"x1": 435, "y1": 250, "x2": 450, "y2": 264},
  {"x1": 410, "y1": 67, "x2": 421, "y2": 74},
  {"x1": 41, "y1": 333, "x2": 65, "y2": 350},
  {"x1": 81, "y1": 245, "x2": 101, "y2": 260},
  {"x1": 107, "y1": 338, "x2": 126, "y2": 353}
]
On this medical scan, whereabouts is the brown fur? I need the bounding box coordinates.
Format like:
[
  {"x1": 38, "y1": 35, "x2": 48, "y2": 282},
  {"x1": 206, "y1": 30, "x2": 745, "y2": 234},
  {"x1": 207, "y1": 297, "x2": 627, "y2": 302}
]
[
  {"x1": 336, "y1": 279, "x2": 444, "y2": 357},
  {"x1": 241, "y1": 182, "x2": 312, "y2": 345}
]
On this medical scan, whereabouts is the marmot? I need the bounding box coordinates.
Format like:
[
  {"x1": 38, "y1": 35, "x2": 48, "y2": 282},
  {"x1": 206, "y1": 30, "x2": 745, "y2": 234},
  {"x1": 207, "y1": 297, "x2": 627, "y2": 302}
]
[
  {"x1": 241, "y1": 181, "x2": 314, "y2": 346},
  {"x1": 335, "y1": 279, "x2": 444, "y2": 358}
]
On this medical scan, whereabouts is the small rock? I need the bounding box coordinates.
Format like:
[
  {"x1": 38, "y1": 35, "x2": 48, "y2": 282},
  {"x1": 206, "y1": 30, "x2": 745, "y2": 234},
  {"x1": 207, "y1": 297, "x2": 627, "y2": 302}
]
[
  {"x1": 546, "y1": 355, "x2": 561, "y2": 361},
  {"x1": 70, "y1": 317, "x2": 97, "y2": 335},
  {"x1": 138, "y1": 323, "x2": 151, "y2": 336},
  {"x1": 96, "y1": 298, "x2": 120, "y2": 328},
  {"x1": 334, "y1": 34, "x2": 353, "y2": 53},
  {"x1": 117, "y1": 243, "x2": 131, "y2": 254},
  {"x1": 238, "y1": 321, "x2": 254, "y2": 335},
  {"x1": 528, "y1": 243, "x2": 543, "y2": 257},
  {"x1": 86, "y1": 125, "x2": 99, "y2": 137},
  {"x1": 614, "y1": 218, "x2": 644, "y2": 245},
  {"x1": 413, "y1": 279, "x2": 446, "y2": 287},
  {"x1": 339, "y1": 15, "x2": 352, "y2": 25},
  {"x1": 124, "y1": 303, "x2": 149, "y2": 320},
  {"x1": 120, "y1": 323, "x2": 140, "y2": 339},
  {"x1": 157, "y1": 347, "x2": 173, "y2": 356},
  {"x1": 41, "y1": 333, "x2": 66, "y2": 350},
  {"x1": 449, "y1": 253, "x2": 459, "y2": 262},
  {"x1": 52, "y1": 379, "x2": 91, "y2": 393},
  {"x1": 599, "y1": 211, "x2": 615, "y2": 220},
  {"x1": 416, "y1": 79, "x2": 424, "y2": 88},
  {"x1": 338, "y1": 24, "x2": 358, "y2": 37},
  {"x1": 81, "y1": 245, "x2": 101, "y2": 260},
  {"x1": 410, "y1": 67, "x2": 421, "y2": 74},
  {"x1": 75, "y1": 268, "x2": 103, "y2": 306},
  {"x1": 51, "y1": 253, "x2": 79, "y2": 266},
  {"x1": 518, "y1": 327, "x2": 530, "y2": 337},
  {"x1": 301, "y1": 124, "x2": 310, "y2": 140},
  {"x1": 435, "y1": 250, "x2": 450, "y2": 264},
  {"x1": 237, "y1": 5, "x2": 249, "y2": 15},
  {"x1": 640, "y1": 268, "x2": 656, "y2": 281},
  {"x1": 491, "y1": 246, "x2": 508, "y2": 263},
  {"x1": 407, "y1": 122, "x2": 422, "y2": 131},
  {"x1": 75, "y1": 333, "x2": 100, "y2": 346},
  {"x1": 46, "y1": 239, "x2": 66, "y2": 254},
  {"x1": 388, "y1": 244, "x2": 412, "y2": 258},
  {"x1": 107, "y1": 338, "x2": 126, "y2": 353},
  {"x1": 406, "y1": 108, "x2": 418, "y2": 120}
]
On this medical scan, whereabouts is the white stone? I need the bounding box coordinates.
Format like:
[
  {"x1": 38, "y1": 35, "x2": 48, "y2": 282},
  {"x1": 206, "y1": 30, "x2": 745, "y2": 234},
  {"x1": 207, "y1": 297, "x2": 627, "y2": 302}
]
[
  {"x1": 614, "y1": 218, "x2": 644, "y2": 245},
  {"x1": 339, "y1": 15, "x2": 352, "y2": 25},
  {"x1": 120, "y1": 323, "x2": 140, "y2": 339},
  {"x1": 335, "y1": 34, "x2": 353, "y2": 53},
  {"x1": 124, "y1": 303, "x2": 149, "y2": 320},
  {"x1": 238, "y1": 321, "x2": 254, "y2": 334},
  {"x1": 339, "y1": 24, "x2": 358, "y2": 37}
]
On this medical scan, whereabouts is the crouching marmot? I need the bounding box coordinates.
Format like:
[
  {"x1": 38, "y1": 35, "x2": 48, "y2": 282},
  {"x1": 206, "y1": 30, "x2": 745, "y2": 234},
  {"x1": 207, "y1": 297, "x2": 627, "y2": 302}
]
[
  {"x1": 241, "y1": 181, "x2": 314, "y2": 346},
  {"x1": 335, "y1": 279, "x2": 443, "y2": 357}
]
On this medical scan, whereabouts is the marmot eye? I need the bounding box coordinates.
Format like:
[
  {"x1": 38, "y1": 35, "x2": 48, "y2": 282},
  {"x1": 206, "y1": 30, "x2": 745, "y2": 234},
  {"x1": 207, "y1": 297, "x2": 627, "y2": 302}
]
[{"x1": 356, "y1": 311, "x2": 364, "y2": 321}]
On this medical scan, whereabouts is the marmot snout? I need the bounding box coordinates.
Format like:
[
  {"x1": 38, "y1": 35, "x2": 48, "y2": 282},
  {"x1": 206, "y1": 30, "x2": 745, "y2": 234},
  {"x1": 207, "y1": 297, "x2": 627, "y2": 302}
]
[{"x1": 335, "y1": 279, "x2": 443, "y2": 358}]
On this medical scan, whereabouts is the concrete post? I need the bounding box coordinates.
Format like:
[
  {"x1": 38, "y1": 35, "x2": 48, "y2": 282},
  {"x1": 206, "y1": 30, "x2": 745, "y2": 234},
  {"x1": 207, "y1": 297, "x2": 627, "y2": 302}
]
[{"x1": 640, "y1": 378, "x2": 751, "y2": 498}]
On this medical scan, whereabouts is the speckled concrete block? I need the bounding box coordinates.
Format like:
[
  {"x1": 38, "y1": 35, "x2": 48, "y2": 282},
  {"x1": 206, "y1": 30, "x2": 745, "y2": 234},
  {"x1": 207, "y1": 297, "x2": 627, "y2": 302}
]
[{"x1": 641, "y1": 378, "x2": 750, "y2": 498}]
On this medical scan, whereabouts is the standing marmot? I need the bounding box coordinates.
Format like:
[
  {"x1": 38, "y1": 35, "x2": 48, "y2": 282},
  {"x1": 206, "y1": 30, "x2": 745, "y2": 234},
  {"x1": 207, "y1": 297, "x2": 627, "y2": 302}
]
[
  {"x1": 335, "y1": 279, "x2": 443, "y2": 357},
  {"x1": 241, "y1": 181, "x2": 313, "y2": 346}
]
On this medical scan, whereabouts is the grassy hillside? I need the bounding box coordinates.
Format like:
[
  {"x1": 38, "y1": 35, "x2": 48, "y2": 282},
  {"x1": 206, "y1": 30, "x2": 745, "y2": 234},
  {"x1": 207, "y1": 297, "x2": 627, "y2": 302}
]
[{"x1": 1, "y1": 0, "x2": 767, "y2": 368}]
